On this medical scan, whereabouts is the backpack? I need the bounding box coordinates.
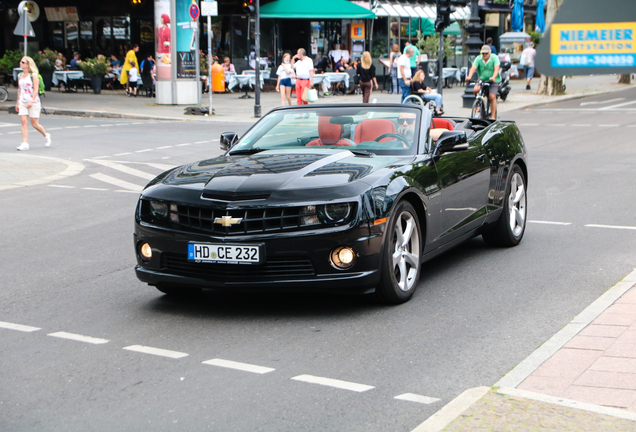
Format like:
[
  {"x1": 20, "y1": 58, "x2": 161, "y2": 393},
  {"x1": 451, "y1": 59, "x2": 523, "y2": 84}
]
[{"x1": 28, "y1": 73, "x2": 45, "y2": 95}]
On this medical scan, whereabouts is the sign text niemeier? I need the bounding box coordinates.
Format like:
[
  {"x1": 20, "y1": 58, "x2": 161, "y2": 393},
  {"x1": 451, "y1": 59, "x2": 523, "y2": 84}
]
[{"x1": 551, "y1": 22, "x2": 636, "y2": 68}]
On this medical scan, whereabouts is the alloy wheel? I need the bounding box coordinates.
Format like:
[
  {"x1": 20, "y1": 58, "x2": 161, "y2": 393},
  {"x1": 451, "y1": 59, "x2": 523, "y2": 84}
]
[
  {"x1": 391, "y1": 211, "x2": 420, "y2": 292},
  {"x1": 508, "y1": 172, "x2": 526, "y2": 238}
]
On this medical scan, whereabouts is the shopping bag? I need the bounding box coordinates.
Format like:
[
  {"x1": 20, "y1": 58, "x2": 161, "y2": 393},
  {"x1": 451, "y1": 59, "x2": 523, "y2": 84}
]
[
  {"x1": 307, "y1": 88, "x2": 318, "y2": 102},
  {"x1": 520, "y1": 52, "x2": 528, "y2": 66},
  {"x1": 302, "y1": 87, "x2": 310, "y2": 102}
]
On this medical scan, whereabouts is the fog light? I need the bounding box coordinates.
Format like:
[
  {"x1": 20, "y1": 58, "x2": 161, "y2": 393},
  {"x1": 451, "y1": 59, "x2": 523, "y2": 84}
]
[
  {"x1": 331, "y1": 247, "x2": 355, "y2": 269},
  {"x1": 140, "y1": 242, "x2": 152, "y2": 261}
]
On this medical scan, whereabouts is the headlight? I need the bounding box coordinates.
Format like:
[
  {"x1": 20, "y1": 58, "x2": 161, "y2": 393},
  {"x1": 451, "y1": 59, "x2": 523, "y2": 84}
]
[
  {"x1": 301, "y1": 203, "x2": 354, "y2": 226},
  {"x1": 320, "y1": 203, "x2": 351, "y2": 222},
  {"x1": 150, "y1": 200, "x2": 168, "y2": 218},
  {"x1": 330, "y1": 247, "x2": 355, "y2": 269}
]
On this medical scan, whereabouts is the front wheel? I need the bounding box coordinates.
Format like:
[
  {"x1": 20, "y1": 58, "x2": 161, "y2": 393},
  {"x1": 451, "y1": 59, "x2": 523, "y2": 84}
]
[
  {"x1": 0, "y1": 87, "x2": 8, "y2": 103},
  {"x1": 470, "y1": 98, "x2": 483, "y2": 119},
  {"x1": 482, "y1": 165, "x2": 527, "y2": 247},
  {"x1": 376, "y1": 201, "x2": 422, "y2": 304}
]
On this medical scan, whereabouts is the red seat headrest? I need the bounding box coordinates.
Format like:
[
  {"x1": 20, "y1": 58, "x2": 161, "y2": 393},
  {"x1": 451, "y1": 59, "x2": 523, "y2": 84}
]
[
  {"x1": 354, "y1": 119, "x2": 396, "y2": 143},
  {"x1": 318, "y1": 116, "x2": 342, "y2": 145},
  {"x1": 431, "y1": 118, "x2": 455, "y2": 131}
]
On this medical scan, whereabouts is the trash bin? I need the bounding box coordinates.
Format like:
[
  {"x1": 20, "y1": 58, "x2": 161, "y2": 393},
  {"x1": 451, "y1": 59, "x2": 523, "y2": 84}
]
[{"x1": 212, "y1": 63, "x2": 225, "y2": 93}]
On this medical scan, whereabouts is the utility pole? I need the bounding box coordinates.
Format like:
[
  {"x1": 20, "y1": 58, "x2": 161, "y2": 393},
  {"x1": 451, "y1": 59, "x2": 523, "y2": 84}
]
[
  {"x1": 435, "y1": 0, "x2": 455, "y2": 105},
  {"x1": 254, "y1": 0, "x2": 261, "y2": 117},
  {"x1": 537, "y1": 0, "x2": 565, "y2": 95}
]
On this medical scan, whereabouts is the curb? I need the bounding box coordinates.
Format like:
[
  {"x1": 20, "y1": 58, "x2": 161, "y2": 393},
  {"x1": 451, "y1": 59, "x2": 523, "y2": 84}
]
[
  {"x1": 0, "y1": 153, "x2": 85, "y2": 190},
  {"x1": 414, "y1": 268, "x2": 636, "y2": 432}
]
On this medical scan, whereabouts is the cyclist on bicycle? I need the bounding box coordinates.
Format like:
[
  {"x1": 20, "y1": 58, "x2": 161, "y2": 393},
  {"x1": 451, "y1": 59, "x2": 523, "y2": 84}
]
[{"x1": 466, "y1": 45, "x2": 500, "y2": 120}]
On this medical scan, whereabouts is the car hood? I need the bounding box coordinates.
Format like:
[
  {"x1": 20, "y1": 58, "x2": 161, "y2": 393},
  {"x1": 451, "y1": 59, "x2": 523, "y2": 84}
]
[{"x1": 150, "y1": 149, "x2": 413, "y2": 199}]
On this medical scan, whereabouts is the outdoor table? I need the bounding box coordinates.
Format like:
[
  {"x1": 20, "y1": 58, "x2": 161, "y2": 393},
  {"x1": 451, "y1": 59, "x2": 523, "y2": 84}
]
[
  {"x1": 442, "y1": 68, "x2": 460, "y2": 88},
  {"x1": 228, "y1": 73, "x2": 265, "y2": 98},
  {"x1": 52, "y1": 71, "x2": 84, "y2": 86}
]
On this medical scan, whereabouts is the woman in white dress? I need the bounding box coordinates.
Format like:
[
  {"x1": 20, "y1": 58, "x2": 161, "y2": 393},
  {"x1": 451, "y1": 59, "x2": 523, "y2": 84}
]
[
  {"x1": 275, "y1": 53, "x2": 294, "y2": 106},
  {"x1": 15, "y1": 56, "x2": 51, "y2": 151}
]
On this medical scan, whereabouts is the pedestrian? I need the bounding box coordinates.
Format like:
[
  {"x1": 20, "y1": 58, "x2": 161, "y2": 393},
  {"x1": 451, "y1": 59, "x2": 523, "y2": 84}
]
[
  {"x1": 357, "y1": 51, "x2": 378, "y2": 104},
  {"x1": 291, "y1": 48, "x2": 314, "y2": 105},
  {"x1": 127, "y1": 60, "x2": 139, "y2": 97},
  {"x1": 411, "y1": 70, "x2": 443, "y2": 115},
  {"x1": 15, "y1": 56, "x2": 51, "y2": 151},
  {"x1": 120, "y1": 44, "x2": 139, "y2": 89},
  {"x1": 397, "y1": 47, "x2": 414, "y2": 103},
  {"x1": 389, "y1": 44, "x2": 401, "y2": 94},
  {"x1": 466, "y1": 45, "x2": 500, "y2": 120},
  {"x1": 276, "y1": 53, "x2": 294, "y2": 106},
  {"x1": 403, "y1": 41, "x2": 420, "y2": 77},
  {"x1": 520, "y1": 42, "x2": 537, "y2": 90},
  {"x1": 486, "y1": 37, "x2": 498, "y2": 55}
]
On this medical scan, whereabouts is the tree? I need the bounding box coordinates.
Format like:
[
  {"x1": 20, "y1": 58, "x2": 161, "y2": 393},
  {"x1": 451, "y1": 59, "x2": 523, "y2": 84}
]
[
  {"x1": 416, "y1": 30, "x2": 453, "y2": 60},
  {"x1": 537, "y1": 0, "x2": 565, "y2": 95},
  {"x1": 618, "y1": 74, "x2": 631, "y2": 84}
]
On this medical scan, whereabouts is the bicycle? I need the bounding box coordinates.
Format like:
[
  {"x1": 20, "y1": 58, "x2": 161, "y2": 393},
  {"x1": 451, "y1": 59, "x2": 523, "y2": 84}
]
[
  {"x1": 470, "y1": 79, "x2": 491, "y2": 120},
  {"x1": 0, "y1": 85, "x2": 8, "y2": 103}
]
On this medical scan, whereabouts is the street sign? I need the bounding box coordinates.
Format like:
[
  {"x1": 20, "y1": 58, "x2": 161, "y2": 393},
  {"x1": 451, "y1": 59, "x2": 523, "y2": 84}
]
[
  {"x1": 535, "y1": 0, "x2": 636, "y2": 76},
  {"x1": 189, "y1": 3, "x2": 200, "y2": 21},
  {"x1": 13, "y1": 11, "x2": 35, "y2": 37},
  {"x1": 17, "y1": 1, "x2": 40, "y2": 22},
  {"x1": 201, "y1": 0, "x2": 218, "y2": 17}
]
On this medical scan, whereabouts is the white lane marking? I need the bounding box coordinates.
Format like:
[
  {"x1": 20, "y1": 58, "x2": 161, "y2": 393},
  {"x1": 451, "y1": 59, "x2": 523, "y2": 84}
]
[
  {"x1": 193, "y1": 140, "x2": 209, "y2": 144},
  {"x1": 99, "y1": 124, "x2": 114, "y2": 127},
  {"x1": 202, "y1": 358, "x2": 275, "y2": 374},
  {"x1": 546, "y1": 124, "x2": 565, "y2": 127},
  {"x1": 134, "y1": 149, "x2": 153, "y2": 153},
  {"x1": 519, "y1": 123, "x2": 539, "y2": 126},
  {"x1": 86, "y1": 159, "x2": 155, "y2": 180},
  {"x1": 48, "y1": 184, "x2": 76, "y2": 189},
  {"x1": 0, "y1": 123, "x2": 20, "y2": 128},
  {"x1": 0, "y1": 321, "x2": 40, "y2": 332},
  {"x1": 131, "y1": 122, "x2": 144, "y2": 125},
  {"x1": 7, "y1": 131, "x2": 21, "y2": 134},
  {"x1": 599, "y1": 124, "x2": 619, "y2": 127},
  {"x1": 107, "y1": 160, "x2": 174, "y2": 170},
  {"x1": 82, "y1": 187, "x2": 109, "y2": 191},
  {"x1": 47, "y1": 127, "x2": 63, "y2": 130},
  {"x1": 48, "y1": 331, "x2": 109, "y2": 344},
  {"x1": 92, "y1": 156, "x2": 111, "y2": 159},
  {"x1": 528, "y1": 220, "x2": 572, "y2": 226},
  {"x1": 571, "y1": 124, "x2": 591, "y2": 127},
  {"x1": 115, "y1": 190, "x2": 141, "y2": 194},
  {"x1": 599, "y1": 100, "x2": 636, "y2": 110},
  {"x1": 580, "y1": 98, "x2": 624, "y2": 106},
  {"x1": 585, "y1": 224, "x2": 636, "y2": 231},
  {"x1": 394, "y1": 393, "x2": 441, "y2": 404},
  {"x1": 175, "y1": 143, "x2": 192, "y2": 147},
  {"x1": 156, "y1": 145, "x2": 173, "y2": 149},
  {"x1": 291, "y1": 374, "x2": 374, "y2": 392},
  {"x1": 123, "y1": 345, "x2": 188, "y2": 359},
  {"x1": 83, "y1": 125, "x2": 98, "y2": 128},
  {"x1": 114, "y1": 152, "x2": 132, "y2": 156},
  {"x1": 211, "y1": 139, "x2": 219, "y2": 142},
  {"x1": 89, "y1": 173, "x2": 143, "y2": 191},
  {"x1": 65, "y1": 126, "x2": 81, "y2": 129}
]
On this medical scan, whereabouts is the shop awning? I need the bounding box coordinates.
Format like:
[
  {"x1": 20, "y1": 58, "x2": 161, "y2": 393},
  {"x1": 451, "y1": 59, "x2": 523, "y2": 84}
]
[{"x1": 260, "y1": 0, "x2": 375, "y2": 19}]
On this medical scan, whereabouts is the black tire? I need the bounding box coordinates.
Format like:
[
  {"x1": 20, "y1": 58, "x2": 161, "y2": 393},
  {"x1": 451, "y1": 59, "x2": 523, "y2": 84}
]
[
  {"x1": 155, "y1": 285, "x2": 202, "y2": 297},
  {"x1": 376, "y1": 201, "x2": 422, "y2": 304},
  {"x1": 482, "y1": 165, "x2": 527, "y2": 247},
  {"x1": 484, "y1": 96, "x2": 491, "y2": 119},
  {"x1": 470, "y1": 98, "x2": 483, "y2": 119}
]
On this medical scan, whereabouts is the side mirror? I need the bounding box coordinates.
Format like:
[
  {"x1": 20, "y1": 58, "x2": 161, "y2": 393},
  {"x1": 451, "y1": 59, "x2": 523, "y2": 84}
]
[
  {"x1": 220, "y1": 132, "x2": 239, "y2": 151},
  {"x1": 435, "y1": 130, "x2": 468, "y2": 155}
]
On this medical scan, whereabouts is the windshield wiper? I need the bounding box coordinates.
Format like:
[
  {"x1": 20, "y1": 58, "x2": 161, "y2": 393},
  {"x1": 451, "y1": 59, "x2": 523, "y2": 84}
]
[
  {"x1": 228, "y1": 147, "x2": 265, "y2": 155},
  {"x1": 349, "y1": 149, "x2": 375, "y2": 157}
]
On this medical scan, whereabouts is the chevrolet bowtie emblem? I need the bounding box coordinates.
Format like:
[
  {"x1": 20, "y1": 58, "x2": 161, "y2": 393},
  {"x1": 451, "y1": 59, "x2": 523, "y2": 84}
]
[{"x1": 214, "y1": 215, "x2": 243, "y2": 227}]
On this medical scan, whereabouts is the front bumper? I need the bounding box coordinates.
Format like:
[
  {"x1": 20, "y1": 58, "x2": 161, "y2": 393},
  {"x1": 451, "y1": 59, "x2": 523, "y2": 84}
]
[{"x1": 134, "y1": 221, "x2": 384, "y2": 294}]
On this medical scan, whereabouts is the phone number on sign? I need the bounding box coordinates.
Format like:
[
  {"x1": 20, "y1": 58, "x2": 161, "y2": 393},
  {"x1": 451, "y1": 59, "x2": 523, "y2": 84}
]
[{"x1": 553, "y1": 54, "x2": 636, "y2": 67}]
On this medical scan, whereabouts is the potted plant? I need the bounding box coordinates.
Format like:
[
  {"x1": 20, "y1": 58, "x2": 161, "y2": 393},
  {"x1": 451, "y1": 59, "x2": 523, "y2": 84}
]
[
  {"x1": 37, "y1": 49, "x2": 63, "y2": 91},
  {"x1": 79, "y1": 57, "x2": 109, "y2": 94},
  {"x1": 0, "y1": 56, "x2": 12, "y2": 85}
]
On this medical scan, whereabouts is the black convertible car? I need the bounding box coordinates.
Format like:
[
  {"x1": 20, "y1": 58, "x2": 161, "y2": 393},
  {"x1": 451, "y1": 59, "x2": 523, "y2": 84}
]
[{"x1": 134, "y1": 104, "x2": 528, "y2": 304}]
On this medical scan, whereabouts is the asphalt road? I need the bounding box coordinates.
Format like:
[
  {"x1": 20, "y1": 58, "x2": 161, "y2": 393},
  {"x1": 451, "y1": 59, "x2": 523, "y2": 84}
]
[{"x1": 1, "y1": 89, "x2": 636, "y2": 432}]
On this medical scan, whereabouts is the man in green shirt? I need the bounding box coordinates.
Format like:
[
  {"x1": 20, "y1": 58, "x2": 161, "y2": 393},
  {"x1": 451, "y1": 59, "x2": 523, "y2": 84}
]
[
  {"x1": 403, "y1": 41, "x2": 420, "y2": 77},
  {"x1": 466, "y1": 45, "x2": 501, "y2": 119}
]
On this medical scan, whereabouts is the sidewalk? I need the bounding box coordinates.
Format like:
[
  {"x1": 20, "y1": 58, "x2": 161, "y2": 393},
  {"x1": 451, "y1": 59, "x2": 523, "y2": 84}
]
[
  {"x1": 415, "y1": 269, "x2": 636, "y2": 431},
  {"x1": 1, "y1": 74, "x2": 633, "y2": 123}
]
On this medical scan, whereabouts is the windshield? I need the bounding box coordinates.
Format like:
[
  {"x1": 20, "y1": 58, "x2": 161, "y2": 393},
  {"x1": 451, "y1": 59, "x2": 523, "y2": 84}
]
[{"x1": 232, "y1": 107, "x2": 424, "y2": 156}]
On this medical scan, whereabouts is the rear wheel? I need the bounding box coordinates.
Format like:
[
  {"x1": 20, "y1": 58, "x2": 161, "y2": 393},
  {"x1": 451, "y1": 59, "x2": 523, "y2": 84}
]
[
  {"x1": 482, "y1": 165, "x2": 527, "y2": 247},
  {"x1": 376, "y1": 201, "x2": 422, "y2": 304},
  {"x1": 0, "y1": 86, "x2": 8, "y2": 103},
  {"x1": 470, "y1": 98, "x2": 483, "y2": 119}
]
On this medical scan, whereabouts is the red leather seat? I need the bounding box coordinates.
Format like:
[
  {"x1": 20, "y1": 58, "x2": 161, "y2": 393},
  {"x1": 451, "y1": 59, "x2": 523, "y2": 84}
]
[
  {"x1": 431, "y1": 118, "x2": 455, "y2": 131},
  {"x1": 307, "y1": 116, "x2": 351, "y2": 147},
  {"x1": 354, "y1": 119, "x2": 396, "y2": 144}
]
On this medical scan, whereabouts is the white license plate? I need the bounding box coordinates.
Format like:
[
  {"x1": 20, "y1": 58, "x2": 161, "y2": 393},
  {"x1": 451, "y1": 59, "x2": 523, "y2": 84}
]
[{"x1": 188, "y1": 243, "x2": 262, "y2": 264}]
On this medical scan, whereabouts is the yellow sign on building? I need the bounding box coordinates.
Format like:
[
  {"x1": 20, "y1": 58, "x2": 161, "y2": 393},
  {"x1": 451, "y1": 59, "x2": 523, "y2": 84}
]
[{"x1": 550, "y1": 22, "x2": 636, "y2": 67}]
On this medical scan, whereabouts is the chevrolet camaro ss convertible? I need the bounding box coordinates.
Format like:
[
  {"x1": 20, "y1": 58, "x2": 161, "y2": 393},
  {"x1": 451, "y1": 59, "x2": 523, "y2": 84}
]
[{"x1": 134, "y1": 104, "x2": 528, "y2": 304}]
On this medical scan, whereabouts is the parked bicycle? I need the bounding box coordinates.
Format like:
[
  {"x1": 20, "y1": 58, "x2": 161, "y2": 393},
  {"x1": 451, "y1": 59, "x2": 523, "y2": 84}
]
[
  {"x1": 471, "y1": 80, "x2": 491, "y2": 120},
  {"x1": 0, "y1": 85, "x2": 8, "y2": 103}
]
